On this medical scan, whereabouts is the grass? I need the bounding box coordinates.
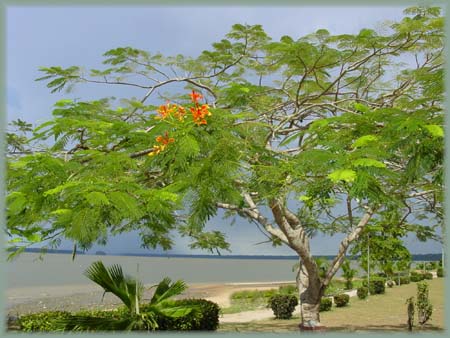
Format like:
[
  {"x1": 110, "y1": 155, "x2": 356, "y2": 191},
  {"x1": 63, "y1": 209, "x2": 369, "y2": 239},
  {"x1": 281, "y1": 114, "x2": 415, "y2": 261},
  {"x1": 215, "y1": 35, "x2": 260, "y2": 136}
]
[
  {"x1": 219, "y1": 277, "x2": 445, "y2": 332},
  {"x1": 221, "y1": 279, "x2": 362, "y2": 314},
  {"x1": 221, "y1": 289, "x2": 278, "y2": 314}
]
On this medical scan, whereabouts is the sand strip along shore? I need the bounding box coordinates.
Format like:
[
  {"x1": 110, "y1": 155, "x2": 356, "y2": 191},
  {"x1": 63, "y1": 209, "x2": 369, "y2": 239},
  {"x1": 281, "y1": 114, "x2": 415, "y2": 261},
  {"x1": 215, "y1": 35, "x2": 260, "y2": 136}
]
[{"x1": 6, "y1": 281, "x2": 296, "y2": 316}]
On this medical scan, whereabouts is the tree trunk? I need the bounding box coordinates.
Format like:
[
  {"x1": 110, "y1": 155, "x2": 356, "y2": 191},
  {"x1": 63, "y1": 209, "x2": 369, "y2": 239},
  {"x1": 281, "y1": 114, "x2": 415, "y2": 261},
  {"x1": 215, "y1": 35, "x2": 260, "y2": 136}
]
[{"x1": 296, "y1": 260, "x2": 325, "y2": 330}]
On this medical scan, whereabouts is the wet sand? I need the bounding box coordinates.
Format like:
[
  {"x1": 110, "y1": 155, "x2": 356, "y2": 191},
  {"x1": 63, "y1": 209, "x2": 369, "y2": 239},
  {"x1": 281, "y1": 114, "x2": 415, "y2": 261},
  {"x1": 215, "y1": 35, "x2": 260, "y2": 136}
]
[{"x1": 6, "y1": 281, "x2": 295, "y2": 316}]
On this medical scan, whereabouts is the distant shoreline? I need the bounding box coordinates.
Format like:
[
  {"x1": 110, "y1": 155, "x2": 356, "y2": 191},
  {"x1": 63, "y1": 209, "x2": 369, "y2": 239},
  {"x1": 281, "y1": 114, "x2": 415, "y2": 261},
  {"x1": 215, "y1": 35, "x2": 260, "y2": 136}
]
[{"x1": 8, "y1": 247, "x2": 443, "y2": 261}]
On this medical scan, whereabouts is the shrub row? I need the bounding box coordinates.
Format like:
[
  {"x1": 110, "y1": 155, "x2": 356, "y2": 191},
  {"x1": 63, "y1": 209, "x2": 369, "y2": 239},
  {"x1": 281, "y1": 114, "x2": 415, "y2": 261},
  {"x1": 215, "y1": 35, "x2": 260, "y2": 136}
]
[
  {"x1": 16, "y1": 299, "x2": 219, "y2": 332},
  {"x1": 411, "y1": 271, "x2": 433, "y2": 282},
  {"x1": 397, "y1": 276, "x2": 411, "y2": 285}
]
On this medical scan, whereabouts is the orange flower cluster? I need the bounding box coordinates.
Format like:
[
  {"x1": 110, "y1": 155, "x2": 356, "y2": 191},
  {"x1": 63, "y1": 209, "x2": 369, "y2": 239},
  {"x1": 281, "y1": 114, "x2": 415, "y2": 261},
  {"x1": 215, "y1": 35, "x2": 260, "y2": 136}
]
[
  {"x1": 189, "y1": 90, "x2": 211, "y2": 125},
  {"x1": 155, "y1": 91, "x2": 211, "y2": 125},
  {"x1": 148, "y1": 132, "x2": 175, "y2": 157},
  {"x1": 156, "y1": 103, "x2": 186, "y2": 121},
  {"x1": 149, "y1": 91, "x2": 212, "y2": 157}
]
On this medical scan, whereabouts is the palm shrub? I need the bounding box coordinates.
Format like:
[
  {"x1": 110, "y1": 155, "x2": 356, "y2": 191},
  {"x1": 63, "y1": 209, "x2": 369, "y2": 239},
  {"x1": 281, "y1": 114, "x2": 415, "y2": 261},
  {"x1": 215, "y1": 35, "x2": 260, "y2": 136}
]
[
  {"x1": 341, "y1": 259, "x2": 357, "y2": 290},
  {"x1": 57, "y1": 261, "x2": 194, "y2": 331}
]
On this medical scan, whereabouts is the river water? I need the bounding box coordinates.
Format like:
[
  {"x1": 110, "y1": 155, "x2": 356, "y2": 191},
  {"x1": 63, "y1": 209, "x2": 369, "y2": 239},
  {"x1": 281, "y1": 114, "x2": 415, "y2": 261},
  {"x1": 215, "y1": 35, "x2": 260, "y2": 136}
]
[{"x1": 5, "y1": 253, "x2": 303, "y2": 288}]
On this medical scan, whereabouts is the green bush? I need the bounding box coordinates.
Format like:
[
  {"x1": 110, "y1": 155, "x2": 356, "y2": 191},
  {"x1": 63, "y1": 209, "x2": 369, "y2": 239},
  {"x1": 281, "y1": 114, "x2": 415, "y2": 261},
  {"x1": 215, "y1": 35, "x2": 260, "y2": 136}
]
[
  {"x1": 357, "y1": 287, "x2": 368, "y2": 299},
  {"x1": 333, "y1": 294, "x2": 350, "y2": 307},
  {"x1": 423, "y1": 272, "x2": 433, "y2": 280},
  {"x1": 319, "y1": 298, "x2": 332, "y2": 312},
  {"x1": 411, "y1": 272, "x2": 425, "y2": 282},
  {"x1": 18, "y1": 311, "x2": 71, "y2": 332},
  {"x1": 152, "y1": 298, "x2": 220, "y2": 331},
  {"x1": 437, "y1": 267, "x2": 444, "y2": 277},
  {"x1": 417, "y1": 282, "x2": 433, "y2": 326},
  {"x1": 362, "y1": 277, "x2": 385, "y2": 294},
  {"x1": 398, "y1": 276, "x2": 411, "y2": 285},
  {"x1": 268, "y1": 294, "x2": 298, "y2": 319}
]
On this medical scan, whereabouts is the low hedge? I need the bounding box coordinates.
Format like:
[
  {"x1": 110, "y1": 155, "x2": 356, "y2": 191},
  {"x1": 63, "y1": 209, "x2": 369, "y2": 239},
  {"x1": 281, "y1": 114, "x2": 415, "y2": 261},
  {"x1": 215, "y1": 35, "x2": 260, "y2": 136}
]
[
  {"x1": 437, "y1": 267, "x2": 444, "y2": 277},
  {"x1": 17, "y1": 311, "x2": 71, "y2": 332},
  {"x1": 410, "y1": 271, "x2": 433, "y2": 282},
  {"x1": 16, "y1": 299, "x2": 220, "y2": 332},
  {"x1": 319, "y1": 298, "x2": 332, "y2": 312},
  {"x1": 268, "y1": 294, "x2": 298, "y2": 319},
  {"x1": 357, "y1": 287, "x2": 368, "y2": 299},
  {"x1": 423, "y1": 272, "x2": 434, "y2": 280},
  {"x1": 333, "y1": 294, "x2": 350, "y2": 307},
  {"x1": 398, "y1": 276, "x2": 411, "y2": 285},
  {"x1": 17, "y1": 308, "x2": 133, "y2": 332}
]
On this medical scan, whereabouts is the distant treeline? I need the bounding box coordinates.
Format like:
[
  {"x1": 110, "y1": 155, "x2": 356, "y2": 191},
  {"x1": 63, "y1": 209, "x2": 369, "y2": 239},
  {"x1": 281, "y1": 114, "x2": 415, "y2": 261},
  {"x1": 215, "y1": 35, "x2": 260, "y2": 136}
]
[{"x1": 8, "y1": 247, "x2": 443, "y2": 262}]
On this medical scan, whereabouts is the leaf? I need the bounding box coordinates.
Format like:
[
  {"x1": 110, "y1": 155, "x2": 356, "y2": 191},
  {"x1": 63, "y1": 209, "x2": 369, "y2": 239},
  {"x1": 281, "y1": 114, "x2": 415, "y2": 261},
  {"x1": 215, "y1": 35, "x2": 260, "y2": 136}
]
[
  {"x1": 50, "y1": 209, "x2": 72, "y2": 216},
  {"x1": 424, "y1": 124, "x2": 444, "y2": 138},
  {"x1": 85, "y1": 192, "x2": 110, "y2": 206},
  {"x1": 352, "y1": 135, "x2": 378, "y2": 148},
  {"x1": 54, "y1": 99, "x2": 73, "y2": 107},
  {"x1": 43, "y1": 182, "x2": 81, "y2": 196},
  {"x1": 299, "y1": 195, "x2": 312, "y2": 201},
  {"x1": 7, "y1": 192, "x2": 27, "y2": 214},
  {"x1": 354, "y1": 103, "x2": 370, "y2": 113},
  {"x1": 352, "y1": 158, "x2": 386, "y2": 168},
  {"x1": 27, "y1": 233, "x2": 42, "y2": 242},
  {"x1": 108, "y1": 191, "x2": 143, "y2": 219},
  {"x1": 328, "y1": 169, "x2": 357, "y2": 183},
  {"x1": 158, "y1": 305, "x2": 193, "y2": 318}
]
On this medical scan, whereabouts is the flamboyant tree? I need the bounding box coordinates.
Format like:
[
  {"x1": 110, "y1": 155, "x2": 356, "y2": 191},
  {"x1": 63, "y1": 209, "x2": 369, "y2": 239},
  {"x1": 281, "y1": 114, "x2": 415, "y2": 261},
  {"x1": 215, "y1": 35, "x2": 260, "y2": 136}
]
[{"x1": 6, "y1": 7, "x2": 444, "y2": 329}]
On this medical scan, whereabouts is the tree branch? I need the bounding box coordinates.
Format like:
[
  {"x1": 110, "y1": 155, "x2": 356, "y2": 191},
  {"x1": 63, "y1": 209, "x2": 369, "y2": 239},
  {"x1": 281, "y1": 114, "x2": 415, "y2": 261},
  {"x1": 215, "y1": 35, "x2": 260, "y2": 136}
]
[{"x1": 323, "y1": 209, "x2": 374, "y2": 286}]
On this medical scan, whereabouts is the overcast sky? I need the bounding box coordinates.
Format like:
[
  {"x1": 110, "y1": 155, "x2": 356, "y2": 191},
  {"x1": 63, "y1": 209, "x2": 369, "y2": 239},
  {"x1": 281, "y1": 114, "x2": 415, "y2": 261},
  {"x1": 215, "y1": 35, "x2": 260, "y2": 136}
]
[{"x1": 6, "y1": 6, "x2": 443, "y2": 255}]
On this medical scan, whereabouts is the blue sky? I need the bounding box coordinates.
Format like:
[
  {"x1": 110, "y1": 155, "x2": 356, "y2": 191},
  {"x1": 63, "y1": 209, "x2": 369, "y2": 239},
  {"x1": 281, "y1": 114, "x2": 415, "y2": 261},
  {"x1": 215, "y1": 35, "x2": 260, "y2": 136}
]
[{"x1": 6, "y1": 5, "x2": 443, "y2": 255}]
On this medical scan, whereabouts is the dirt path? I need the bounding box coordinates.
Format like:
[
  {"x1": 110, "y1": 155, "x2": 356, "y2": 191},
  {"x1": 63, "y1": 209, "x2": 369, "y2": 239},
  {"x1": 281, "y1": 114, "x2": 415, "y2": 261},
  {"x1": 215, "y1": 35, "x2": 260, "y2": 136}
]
[{"x1": 218, "y1": 289, "x2": 358, "y2": 323}]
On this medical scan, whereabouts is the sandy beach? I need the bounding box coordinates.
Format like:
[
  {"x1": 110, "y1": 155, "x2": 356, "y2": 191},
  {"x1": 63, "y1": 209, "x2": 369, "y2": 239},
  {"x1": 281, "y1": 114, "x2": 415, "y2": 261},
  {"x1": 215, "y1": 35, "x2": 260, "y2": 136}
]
[{"x1": 6, "y1": 281, "x2": 295, "y2": 316}]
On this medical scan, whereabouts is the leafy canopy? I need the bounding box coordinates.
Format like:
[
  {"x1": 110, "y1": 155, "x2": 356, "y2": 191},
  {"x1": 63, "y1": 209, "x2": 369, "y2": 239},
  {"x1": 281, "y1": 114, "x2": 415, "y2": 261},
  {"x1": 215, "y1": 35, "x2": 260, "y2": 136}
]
[{"x1": 6, "y1": 7, "x2": 444, "y2": 260}]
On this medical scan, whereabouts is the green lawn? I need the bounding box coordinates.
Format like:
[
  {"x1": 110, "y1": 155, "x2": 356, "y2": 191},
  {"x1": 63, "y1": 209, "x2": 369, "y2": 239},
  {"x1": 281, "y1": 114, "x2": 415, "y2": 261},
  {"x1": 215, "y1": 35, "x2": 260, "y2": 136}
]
[{"x1": 219, "y1": 277, "x2": 445, "y2": 333}]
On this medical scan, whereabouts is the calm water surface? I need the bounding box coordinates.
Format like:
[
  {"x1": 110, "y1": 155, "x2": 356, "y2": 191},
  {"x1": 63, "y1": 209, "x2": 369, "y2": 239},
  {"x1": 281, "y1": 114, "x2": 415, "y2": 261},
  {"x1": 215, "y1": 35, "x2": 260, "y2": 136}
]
[{"x1": 6, "y1": 253, "x2": 302, "y2": 288}]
